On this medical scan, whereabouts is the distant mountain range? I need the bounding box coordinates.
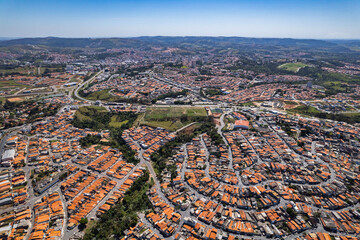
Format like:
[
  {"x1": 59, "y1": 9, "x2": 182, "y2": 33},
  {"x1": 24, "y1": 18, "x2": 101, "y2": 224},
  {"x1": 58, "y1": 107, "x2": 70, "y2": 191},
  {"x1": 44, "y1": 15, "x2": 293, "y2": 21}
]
[
  {"x1": 0, "y1": 36, "x2": 359, "y2": 53},
  {"x1": 0, "y1": 37, "x2": 18, "y2": 41}
]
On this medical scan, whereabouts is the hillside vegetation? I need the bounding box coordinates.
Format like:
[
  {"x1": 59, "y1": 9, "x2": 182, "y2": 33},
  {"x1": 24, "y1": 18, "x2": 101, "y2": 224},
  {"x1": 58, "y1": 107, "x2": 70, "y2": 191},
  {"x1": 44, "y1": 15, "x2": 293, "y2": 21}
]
[
  {"x1": 72, "y1": 106, "x2": 139, "y2": 163},
  {"x1": 278, "y1": 62, "x2": 308, "y2": 72},
  {"x1": 287, "y1": 105, "x2": 360, "y2": 124}
]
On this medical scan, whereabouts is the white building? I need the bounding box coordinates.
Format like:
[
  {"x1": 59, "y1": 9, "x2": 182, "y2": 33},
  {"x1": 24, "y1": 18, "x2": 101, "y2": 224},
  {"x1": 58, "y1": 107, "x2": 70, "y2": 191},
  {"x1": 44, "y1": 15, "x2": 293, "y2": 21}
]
[{"x1": 2, "y1": 149, "x2": 15, "y2": 162}]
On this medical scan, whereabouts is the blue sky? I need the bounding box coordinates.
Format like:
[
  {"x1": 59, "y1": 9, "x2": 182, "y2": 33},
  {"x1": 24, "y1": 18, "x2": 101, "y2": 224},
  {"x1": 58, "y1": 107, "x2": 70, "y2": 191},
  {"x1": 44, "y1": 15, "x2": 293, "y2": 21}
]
[{"x1": 0, "y1": 0, "x2": 359, "y2": 39}]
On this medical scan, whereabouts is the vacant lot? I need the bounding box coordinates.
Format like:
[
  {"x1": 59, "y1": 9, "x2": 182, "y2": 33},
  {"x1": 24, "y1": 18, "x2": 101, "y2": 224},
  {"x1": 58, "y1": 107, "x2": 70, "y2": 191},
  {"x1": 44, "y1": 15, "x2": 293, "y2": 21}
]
[
  {"x1": 287, "y1": 105, "x2": 322, "y2": 115},
  {"x1": 0, "y1": 66, "x2": 36, "y2": 75},
  {"x1": 73, "y1": 106, "x2": 139, "y2": 132},
  {"x1": 109, "y1": 115, "x2": 129, "y2": 128},
  {"x1": 85, "y1": 90, "x2": 118, "y2": 101},
  {"x1": 283, "y1": 100, "x2": 300, "y2": 109},
  {"x1": 73, "y1": 106, "x2": 111, "y2": 130},
  {"x1": 145, "y1": 107, "x2": 207, "y2": 120},
  {"x1": 321, "y1": 81, "x2": 352, "y2": 94},
  {"x1": 7, "y1": 97, "x2": 24, "y2": 102},
  {"x1": 278, "y1": 62, "x2": 308, "y2": 72},
  {"x1": 138, "y1": 106, "x2": 208, "y2": 131},
  {"x1": 0, "y1": 80, "x2": 29, "y2": 90}
]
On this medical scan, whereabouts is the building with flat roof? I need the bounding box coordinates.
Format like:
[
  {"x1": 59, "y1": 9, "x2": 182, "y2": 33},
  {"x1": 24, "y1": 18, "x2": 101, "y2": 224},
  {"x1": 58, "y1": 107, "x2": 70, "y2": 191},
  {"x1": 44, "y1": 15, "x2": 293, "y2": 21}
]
[{"x1": 2, "y1": 149, "x2": 15, "y2": 162}]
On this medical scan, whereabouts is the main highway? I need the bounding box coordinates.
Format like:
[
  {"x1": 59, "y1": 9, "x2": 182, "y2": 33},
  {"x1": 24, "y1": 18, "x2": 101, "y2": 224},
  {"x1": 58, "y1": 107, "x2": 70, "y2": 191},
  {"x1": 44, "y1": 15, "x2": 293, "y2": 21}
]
[{"x1": 73, "y1": 69, "x2": 104, "y2": 102}]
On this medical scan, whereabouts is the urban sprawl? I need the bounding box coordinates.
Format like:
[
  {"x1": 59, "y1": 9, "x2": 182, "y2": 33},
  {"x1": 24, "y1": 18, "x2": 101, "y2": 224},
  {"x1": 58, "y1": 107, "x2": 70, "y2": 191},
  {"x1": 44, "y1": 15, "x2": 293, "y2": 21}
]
[{"x1": 0, "y1": 37, "x2": 359, "y2": 240}]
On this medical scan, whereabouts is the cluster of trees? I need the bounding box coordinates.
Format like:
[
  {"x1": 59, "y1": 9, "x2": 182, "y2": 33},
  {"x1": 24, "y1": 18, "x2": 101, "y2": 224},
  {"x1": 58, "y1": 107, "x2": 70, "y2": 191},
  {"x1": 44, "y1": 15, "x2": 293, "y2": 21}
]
[
  {"x1": 28, "y1": 104, "x2": 60, "y2": 122},
  {"x1": 0, "y1": 65, "x2": 30, "y2": 76},
  {"x1": 174, "y1": 100, "x2": 191, "y2": 105},
  {"x1": 124, "y1": 64, "x2": 154, "y2": 77},
  {"x1": 151, "y1": 119, "x2": 220, "y2": 177},
  {"x1": 114, "y1": 97, "x2": 150, "y2": 105},
  {"x1": 79, "y1": 134, "x2": 101, "y2": 147},
  {"x1": 82, "y1": 171, "x2": 151, "y2": 240},
  {"x1": 3, "y1": 100, "x2": 19, "y2": 110},
  {"x1": 152, "y1": 89, "x2": 189, "y2": 103},
  {"x1": 83, "y1": 73, "x2": 96, "y2": 82},
  {"x1": 79, "y1": 88, "x2": 150, "y2": 105},
  {"x1": 0, "y1": 64, "x2": 19, "y2": 70},
  {"x1": 78, "y1": 83, "x2": 97, "y2": 98},
  {"x1": 299, "y1": 124, "x2": 313, "y2": 137},
  {"x1": 151, "y1": 133, "x2": 193, "y2": 178},
  {"x1": 202, "y1": 88, "x2": 225, "y2": 97},
  {"x1": 72, "y1": 107, "x2": 140, "y2": 164},
  {"x1": 297, "y1": 66, "x2": 360, "y2": 95},
  {"x1": 286, "y1": 207, "x2": 297, "y2": 218},
  {"x1": 289, "y1": 105, "x2": 360, "y2": 124},
  {"x1": 226, "y1": 58, "x2": 285, "y2": 75},
  {"x1": 59, "y1": 171, "x2": 69, "y2": 181},
  {"x1": 317, "y1": 112, "x2": 360, "y2": 124},
  {"x1": 72, "y1": 107, "x2": 112, "y2": 130},
  {"x1": 277, "y1": 120, "x2": 296, "y2": 138},
  {"x1": 223, "y1": 57, "x2": 360, "y2": 96},
  {"x1": 41, "y1": 64, "x2": 65, "y2": 76},
  {"x1": 0, "y1": 64, "x2": 64, "y2": 77},
  {"x1": 206, "y1": 124, "x2": 224, "y2": 146},
  {"x1": 0, "y1": 100, "x2": 60, "y2": 129},
  {"x1": 109, "y1": 125, "x2": 139, "y2": 164}
]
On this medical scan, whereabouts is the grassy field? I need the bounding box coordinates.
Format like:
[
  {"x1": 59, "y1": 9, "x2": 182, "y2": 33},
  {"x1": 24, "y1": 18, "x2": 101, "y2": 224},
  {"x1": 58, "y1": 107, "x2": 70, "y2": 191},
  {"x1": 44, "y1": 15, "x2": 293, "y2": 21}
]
[
  {"x1": 340, "y1": 113, "x2": 360, "y2": 123},
  {"x1": 138, "y1": 106, "x2": 208, "y2": 131},
  {"x1": 74, "y1": 106, "x2": 108, "y2": 123},
  {"x1": 0, "y1": 66, "x2": 36, "y2": 75},
  {"x1": 144, "y1": 107, "x2": 207, "y2": 120},
  {"x1": 133, "y1": 112, "x2": 145, "y2": 127},
  {"x1": 143, "y1": 121, "x2": 185, "y2": 131},
  {"x1": 73, "y1": 105, "x2": 140, "y2": 131},
  {"x1": 321, "y1": 81, "x2": 352, "y2": 94},
  {"x1": 0, "y1": 80, "x2": 29, "y2": 90},
  {"x1": 186, "y1": 107, "x2": 208, "y2": 116},
  {"x1": 38, "y1": 67, "x2": 64, "y2": 75},
  {"x1": 85, "y1": 90, "x2": 118, "y2": 101},
  {"x1": 278, "y1": 62, "x2": 308, "y2": 72},
  {"x1": 109, "y1": 115, "x2": 129, "y2": 128},
  {"x1": 69, "y1": 77, "x2": 80, "y2": 83},
  {"x1": 239, "y1": 101, "x2": 255, "y2": 107},
  {"x1": 283, "y1": 100, "x2": 300, "y2": 109},
  {"x1": 287, "y1": 105, "x2": 322, "y2": 115}
]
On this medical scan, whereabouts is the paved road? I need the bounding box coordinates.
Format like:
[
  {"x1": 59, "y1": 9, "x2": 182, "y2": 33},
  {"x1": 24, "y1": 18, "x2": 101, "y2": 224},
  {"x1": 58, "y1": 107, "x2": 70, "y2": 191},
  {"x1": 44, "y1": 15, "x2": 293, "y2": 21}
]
[
  {"x1": 73, "y1": 70, "x2": 104, "y2": 102},
  {"x1": 154, "y1": 76, "x2": 202, "y2": 98},
  {"x1": 263, "y1": 117, "x2": 337, "y2": 187},
  {"x1": 63, "y1": 155, "x2": 144, "y2": 240},
  {"x1": 1, "y1": 100, "x2": 357, "y2": 240},
  {"x1": 217, "y1": 111, "x2": 245, "y2": 187},
  {"x1": 170, "y1": 110, "x2": 359, "y2": 239}
]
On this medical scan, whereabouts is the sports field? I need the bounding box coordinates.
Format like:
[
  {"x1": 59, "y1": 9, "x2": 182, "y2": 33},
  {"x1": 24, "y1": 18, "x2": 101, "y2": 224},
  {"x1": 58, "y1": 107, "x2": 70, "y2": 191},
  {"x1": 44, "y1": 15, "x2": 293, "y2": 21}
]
[{"x1": 137, "y1": 106, "x2": 207, "y2": 131}]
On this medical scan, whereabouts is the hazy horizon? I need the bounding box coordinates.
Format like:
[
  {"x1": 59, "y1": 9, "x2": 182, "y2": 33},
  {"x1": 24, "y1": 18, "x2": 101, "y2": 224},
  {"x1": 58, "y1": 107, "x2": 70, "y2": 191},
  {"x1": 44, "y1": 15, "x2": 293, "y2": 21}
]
[
  {"x1": 0, "y1": 36, "x2": 360, "y2": 41},
  {"x1": 0, "y1": 0, "x2": 359, "y2": 39}
]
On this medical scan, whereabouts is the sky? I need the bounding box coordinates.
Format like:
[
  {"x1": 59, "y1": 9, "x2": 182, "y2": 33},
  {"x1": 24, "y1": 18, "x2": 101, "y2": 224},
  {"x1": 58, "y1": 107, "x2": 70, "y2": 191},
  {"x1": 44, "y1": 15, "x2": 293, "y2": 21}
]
[{"x1": 0, "y1": 0, "x2": 359, "y2": 39}]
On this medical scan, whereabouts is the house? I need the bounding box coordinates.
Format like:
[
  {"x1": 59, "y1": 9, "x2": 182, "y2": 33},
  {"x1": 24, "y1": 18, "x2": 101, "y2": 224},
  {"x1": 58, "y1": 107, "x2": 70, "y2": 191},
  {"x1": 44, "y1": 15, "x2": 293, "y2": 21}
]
[{"x1": 233, "y1": 120, "x2": 249, "y2": 130}]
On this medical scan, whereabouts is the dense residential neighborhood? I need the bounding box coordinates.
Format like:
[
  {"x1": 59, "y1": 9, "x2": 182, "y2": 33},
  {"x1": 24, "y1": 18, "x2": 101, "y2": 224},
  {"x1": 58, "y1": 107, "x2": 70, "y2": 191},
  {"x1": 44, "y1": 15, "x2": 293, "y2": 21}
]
[{"x1": 0, "y1": 36, "x2": 359, "y2": 240}]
